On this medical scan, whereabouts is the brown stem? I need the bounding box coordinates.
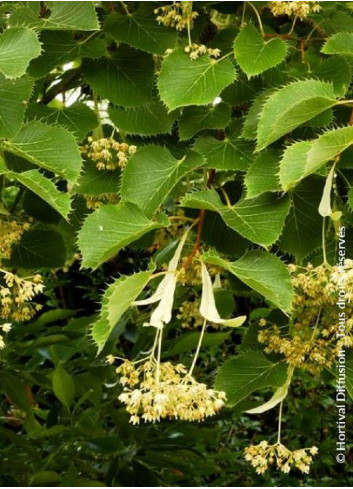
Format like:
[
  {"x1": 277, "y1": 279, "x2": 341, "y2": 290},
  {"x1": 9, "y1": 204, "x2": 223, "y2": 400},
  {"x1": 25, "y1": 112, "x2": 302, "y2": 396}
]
[
  {"x1": 264, "y1": 33, "x2": 327, "y2": 43},
  {"x1": 299, "y1": 38, "x2": 306, "y2": 63},
  {"x1": 183, "y1": 169, "x2": 215, "y2": 269}
]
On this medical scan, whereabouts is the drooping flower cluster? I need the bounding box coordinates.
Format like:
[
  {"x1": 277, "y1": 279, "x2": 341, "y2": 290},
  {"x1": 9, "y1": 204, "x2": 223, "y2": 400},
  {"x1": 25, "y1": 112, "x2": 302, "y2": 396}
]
[
  {"x1": 245, "y1": 441, "x2": 318, "y2": 474},
  {"x1": 177, "y1": 298, "x2": 203, "y2": 328},
  {"x1": 258, "y1": 262, "x2": 353, "y2": 374},
  {"x1": 82, "y1": 137, "x2": 137, "y2": 171},
  {"x1": 155, "y1": 2, "x2": 198, "y2": 31},
  {"x1": 109, "y1": 230, "x2": 245, "y2": 425},
  {"x1": 116, "y1": 359, "x2": 226, "y2": 424},
  {"x1": 269, "y1": 1, "x2": 320, "y2": 19},
  {"x1": 184, "y1": 44, "x2": 221, "y2": 60},
  {"x1": 0, "y1": 218, "x2": 30, "y2": 263},
  {"x1": 0, "y1": 270, "x2": 44, "y2": 322}
]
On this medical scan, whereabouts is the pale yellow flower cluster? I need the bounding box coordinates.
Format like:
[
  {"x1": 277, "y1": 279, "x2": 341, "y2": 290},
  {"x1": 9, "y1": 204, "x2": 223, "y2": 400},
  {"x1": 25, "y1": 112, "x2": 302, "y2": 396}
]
[
  {"x1": 245, "y1": 441, "x2": 318, "y2": 474},
  {"x1": 155, "y1": 2, "x2": 198, "y2": 31},
  {"x1": 177, "y1": 298, "x2": 204, "y2": 328},
  {"x1": 83, "y1": 193, "x2": 119, "y2": 210},
  {"x1": 176, "y1": 254, "x2": 222, "y2": 287},
  {"x1": 184, "y1": 44, "x2": 221, "y2": 60},
  {"x1": 258, "y1": 262, "x2": 353, "y2": 374},
  {"x1": 0, "y1": 322, "x2": 12, "y2": 350},
  {"x1": 82, "y1": 137, "x2": 137, "y2": 171},
  {"x1": 331, "y1": 258, "x2": 353, "y2": 303},
  {"x1": 0, "y1": 271, "x2": 44, "y2": 322},
  {"x1": 0, "y1": 219, "x2": 30, "y2": 263},
  {"x1": 116, "y1": 359, "x2": 226, "y2": 424},
  {"x1": 269, "y1": 1, "x2": 320, "y2": 19}
]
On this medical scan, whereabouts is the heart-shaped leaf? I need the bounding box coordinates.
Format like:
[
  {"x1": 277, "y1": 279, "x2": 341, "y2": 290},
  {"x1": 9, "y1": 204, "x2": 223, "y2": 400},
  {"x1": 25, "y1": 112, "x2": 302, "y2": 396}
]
[{"x1": 234, "y1": 24, "x2": 287, "y2": 78}]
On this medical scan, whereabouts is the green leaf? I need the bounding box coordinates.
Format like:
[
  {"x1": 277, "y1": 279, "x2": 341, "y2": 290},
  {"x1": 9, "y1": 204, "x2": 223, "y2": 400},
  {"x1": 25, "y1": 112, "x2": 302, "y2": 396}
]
[
  {"x1": 108, "y1": 102, "x2": 176, "y2": 136},
  {"x1": 42, "y1": 1, "x2": 99, "y2": 30},
  {"x1": 0, "y1": 74, "x2": 33, "y2": 138},
  {"x1": 78, "y1": 202, "x2": 169, "y2": 269},
  {"x1": 8, "y1": 230, "x2": 66, "y2": 269},
  {"x1": 221, "y1": 194, "x2": 290, "y2": 246},
  {"x1": 201, "y1": 212, "x2": 252, "y2": 257},
  {"x1": 306, "y1": 126, "x2": 353, "y2": 174},
  {"x1": 314, "y1": 10, "x2": 353, "y2": 35},
  {"x1": 0, "y1": 371, "x2": 32, "y2": 413},
  {"x1": 158, "y1": 49, "x2": 236, "y2": 111},
  {"x1": 203, "y1": 250, "x2": 293, "y2": 312},
  {"x1": 314, "y1": 57, "x2": 351, "y2": 97},
  {"x1": 181, "y1": 189, "x2": 290, "y2": 246},
  {"x1": 278, "y1": 177, "x2": 324, "y2": 259},
  {"x1": 0, "y1": 201, "x2": 9, "y2": 215},
  {"x1": 222, "y1": 76, "x2": 262, "y2": 106},
  {"x1": 2, "y1": 121, "x2": 82, "y2": 184},
  {"x1": 9, "y1": 3, "x2": 99, "y2": 33},
  {"x1": 180, "y1": 189, "x2": 225, "y2": 212},
  {"x1": 29, "y1": 31, "x2": 106, "y2": 78},
  {"x1": 279, "y1": 141, "x2": 312, "y2": 191},
  {"x1": 26, "y1": 102, "x2": 98, "y2": 142},
  {"x1": 193, "y1": 122, "x2": 253, "y2": 171},
  {"x1": 83, "y1": 47, "x2": 154, "y2": 107},
  {"x1": 280, "y1": 126, "x2": 353, "y2": 189},
  {"x1": 241, "y1": 88, "x2": 276, "y2": 140},
  {"x1": 121, "y1": 146, "x2": 205, "y2": 217},
  {"x1": 92, "y1": 269, "x2": 154, "y2": 353},
  {"x1": 7, "y1": 169, "x2": 71, "y2": 220},
  {"x1": 321, "y1": 32, "x2": 353, "y2": 56},
  {"x1": 178, "y1": 102, "x2": 231, "y2": 141},
  {"x1": 234, "y1": 24, "x2": 288, "y2": 78},
  {"x1": 52, "y1": 365, "x2": 75, "y2": 410},
  {"x1": 104, "y1": 4, "x2": 177, "y2": 55},
  {"x1": 245, "y1": 149, "x2": 281, "y2": 198},
  {"x1": 163, "y1": 331, "x2": 231, "y2": 358},
  {"x1": 256, "y1": 80, "x2": 337, "y2": 151},
  {"x1": 74, "y1": 163, "x2": 120, "y2": 196},
  {"x1": 214, "y1": 351, "x2": 287, "y2": 407},
  {"x1": 0, "y1": 27, "x2": 41, "y2": 78}
]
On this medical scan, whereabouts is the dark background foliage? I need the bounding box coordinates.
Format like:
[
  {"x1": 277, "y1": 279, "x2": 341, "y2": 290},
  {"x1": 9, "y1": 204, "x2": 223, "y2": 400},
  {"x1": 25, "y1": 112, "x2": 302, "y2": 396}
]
[{"x1": 0, "y1": 1, "x2": 353, "y2": 487}]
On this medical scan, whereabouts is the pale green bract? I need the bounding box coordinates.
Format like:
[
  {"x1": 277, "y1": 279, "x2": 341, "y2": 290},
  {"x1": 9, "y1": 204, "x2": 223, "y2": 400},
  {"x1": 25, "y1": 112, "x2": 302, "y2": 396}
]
[{"x1": 246, "y1": 367, "x2": 293, "y2": 414}]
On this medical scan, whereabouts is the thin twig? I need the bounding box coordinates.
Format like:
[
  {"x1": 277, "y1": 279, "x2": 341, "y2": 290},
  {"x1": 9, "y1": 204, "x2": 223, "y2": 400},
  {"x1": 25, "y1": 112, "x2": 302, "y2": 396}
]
[{"x1": 182, "y1": 170, "x2": 215, "y2": 269}]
